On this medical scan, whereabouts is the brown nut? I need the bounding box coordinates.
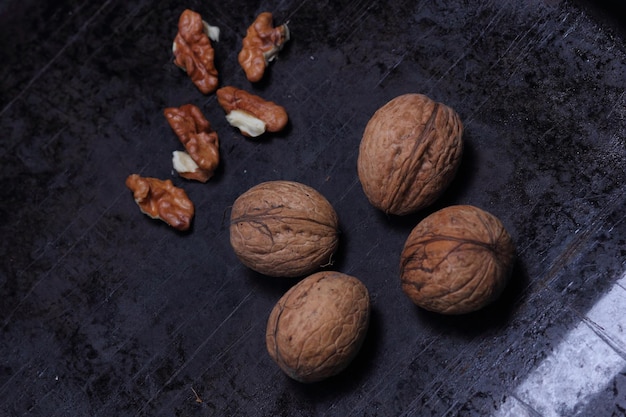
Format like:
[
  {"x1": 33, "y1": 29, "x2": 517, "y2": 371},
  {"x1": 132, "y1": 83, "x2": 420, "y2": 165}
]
[
  {"x1": 238, "y1": 12, "x2": 290, "y2": 83},
  {"x1": 164, "y1": 104, "x2": 219, "y2": 183},
  {"x1": 216, "y1": 86, "x2": 288, "y2": 137},
  {"x1": 229, "y1": 180, "x2": 339, "y2": 277},
  {"x1": 357, "y1": 93, "x2": 463, "y2": 215},
  {"x1": 400, "y1": 205, "x2": 515, "y2": 314},
  {"x1": 172, "y1": 9, "x2": 219, "y2": 94},
  {"x1": 266, "y1": 271, "x2": 370, "y2": 383},
  {"x1": 125, "y1": 174, "x2": 194, "y2": 231}
]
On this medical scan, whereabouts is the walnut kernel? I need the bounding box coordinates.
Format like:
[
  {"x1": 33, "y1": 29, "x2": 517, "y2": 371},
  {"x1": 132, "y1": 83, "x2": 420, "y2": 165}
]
[
  {"x1": 238, "y1": 12, "x2": 290, "y2": 82},
  {"x1": 164, "y1": 104, "x2": 219, "y2": 182},
  {"x1": 172, "y1": 9, "x2": 219, "y2": 94},
  {"x1": 216, "y1": 86, "x2": 288, "y2": 137},
  {"x1": 125, "y1": 174, "x2": 194, "y2": 231}
]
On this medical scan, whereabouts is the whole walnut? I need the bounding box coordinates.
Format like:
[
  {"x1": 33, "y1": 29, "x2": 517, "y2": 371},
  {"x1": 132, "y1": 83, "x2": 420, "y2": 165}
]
[
  {"x1": 357, "y1": 94, "x2": 463, "y2": 215},
  {"x1": 400, "y1": 205, "x2": 515, "y2": 314},
  {"x1": 229, "y1": 181, "x2": 339, "y2": 278},
  {"x1": 266, "y1": 271, "x2": 370, "y2": 383}
]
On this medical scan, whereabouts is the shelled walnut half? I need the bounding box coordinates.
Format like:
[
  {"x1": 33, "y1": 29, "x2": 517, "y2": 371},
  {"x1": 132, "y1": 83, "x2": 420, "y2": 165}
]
[
  {"x1": 164, "y1": 104, "x2": 219, "y2": 182},
  {"x1": 216, "y1": 86, "x2": 288, "y2": 137},
  {"x1": 125, "y1": 174, "x2": 194, "y2": 231},
  {"x1": 238, "y1": 12, "x2": 290, "y2": 82},
  {"x1": 172, "y1": 9, "x2": 219, "y2": 94}
]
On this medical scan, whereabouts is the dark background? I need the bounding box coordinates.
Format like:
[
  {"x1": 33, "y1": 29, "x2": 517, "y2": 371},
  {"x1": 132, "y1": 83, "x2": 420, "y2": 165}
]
[{"x1": 1, "y1": 0, "x2": 625, "y2": 416}]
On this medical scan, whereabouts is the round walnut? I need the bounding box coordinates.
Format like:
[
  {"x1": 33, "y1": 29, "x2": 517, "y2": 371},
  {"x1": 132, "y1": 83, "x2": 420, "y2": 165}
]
[
  {"x1": 357, "y1": 93, "x2": 463, "y2": 215},
  {"x1": 230, "y1": 180, "x2": 339, "y2": 278},
  {"x1": 400, "y1": 205, "x2": 515, "y2": 314},
  {"x1": 266, "y1": 271, "x2": 370, "y2": 383}
]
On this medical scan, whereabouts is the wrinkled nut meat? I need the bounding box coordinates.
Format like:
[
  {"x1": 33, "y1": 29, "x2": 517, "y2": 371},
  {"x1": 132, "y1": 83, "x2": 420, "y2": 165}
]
[
  {"x1": 229, "y1": 180, "x2": 339, "y2": 277},
  {"x1": 172, "y1": 9, "x2": 219, "y2": 94},
  {"x1": 400, "y1": 205, "x2": 515, "y2": 314},
  {"x1": 125, "y1": 174, "x2": 194, "y2": 231},
  {"x1": 357, "y1": 93, "x2": 463, "y2": 215},
  {"x1": 216, "y1": 86, "x2": 288, "y2": 137},
  {"x1": 266, "y1": 271, "x2": 370, "y2": 383},
  {"x1": 164, "y1": 104, "x2": 219, "y2": 182},
  {"x1": 238, "y1": 12, "x2": 290, "y2": 82}
]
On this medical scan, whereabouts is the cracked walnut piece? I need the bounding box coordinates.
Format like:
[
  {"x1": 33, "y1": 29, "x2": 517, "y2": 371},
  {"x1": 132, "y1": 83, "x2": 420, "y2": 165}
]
[
  {"x1": 216, "y1": 86, "x2": 288, "y2": 137},
  {"x1": 164, "y1": 104, "x2": 219, "y2": 182},
  {"x1": 172, "y1": 9, "x2": 219, "y2": 94},
  {"x1": 238, "y1": 12, "x2": 290, "y2": 83},
  {"x1": 125, "y1": 174, "x2": 194, "y2": 231}
]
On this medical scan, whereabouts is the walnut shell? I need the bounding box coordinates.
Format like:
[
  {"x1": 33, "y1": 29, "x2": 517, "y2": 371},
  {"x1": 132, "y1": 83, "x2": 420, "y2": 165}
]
[
  {"x1": 357, "y1": 94, "x2": 463, "y2": 215},
  {"x1": 266, "y1": 271, "x2": 370, "y2": 383},
  {"x1": 400, "y1": 205, "x2": 515, "y2": 314},
  {"x1": 229, "y1": 181, "x2": 340, "y2": 278}
]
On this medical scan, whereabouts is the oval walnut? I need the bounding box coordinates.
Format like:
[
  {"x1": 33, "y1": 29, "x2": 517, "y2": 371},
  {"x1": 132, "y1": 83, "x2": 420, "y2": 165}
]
[
  {"x1": 357, "y1": 94, "x2": 463, "y2": 215},
  {"x1": 266, "y1": 271, "x2": 370, "y2": 383},
  {"x1": 229, "y1": 181, "x2": 339, "y2": 278},
  {"x1": 400, "y1": 205, "x2": 515, "y2": 314}
]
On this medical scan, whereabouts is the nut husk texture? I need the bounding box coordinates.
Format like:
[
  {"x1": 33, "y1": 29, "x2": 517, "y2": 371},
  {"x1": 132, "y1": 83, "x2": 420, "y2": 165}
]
[
  {"x1": 230, "y1": 181, "x2": 339, "y2": 277},
  {"x1": 357, "y1": 93, "x2": 463, "y2": 215},
  {"x1": 266, "y1": 271, "x2": 370, "y2": 383},
  {"x1": 400, "y1": 205, "x2": 515, "y2": 314}
]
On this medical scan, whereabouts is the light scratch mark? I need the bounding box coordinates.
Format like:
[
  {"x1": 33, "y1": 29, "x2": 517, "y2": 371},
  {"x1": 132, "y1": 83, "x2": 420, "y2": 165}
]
[
  {"x1": 0, "y1": 0, "x2": 116, "y2": 118},
  {"x1": 135, "y1": 291, "x2": 255, "y2": 416}
]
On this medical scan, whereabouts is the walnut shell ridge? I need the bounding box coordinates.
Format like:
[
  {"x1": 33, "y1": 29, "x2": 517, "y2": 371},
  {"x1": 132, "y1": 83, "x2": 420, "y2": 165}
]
[
  {"x1": 230, "y1": 180, "x2": 340, "y2": 278},
  {"x1": 266, "y1": 271, "x2": 370, "y2": 383},
  {"x1": 357, "y1": 93, "x2": 463, "y2": 215},
  {"x1": 400, "y1": 205, "x2": 515, "y2": 314}
]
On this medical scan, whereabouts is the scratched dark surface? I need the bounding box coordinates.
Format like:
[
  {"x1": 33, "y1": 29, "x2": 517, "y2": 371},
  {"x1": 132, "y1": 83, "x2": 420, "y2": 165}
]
[{"x1": 1, "y1": 0, "x2": 625, "y2": 416}]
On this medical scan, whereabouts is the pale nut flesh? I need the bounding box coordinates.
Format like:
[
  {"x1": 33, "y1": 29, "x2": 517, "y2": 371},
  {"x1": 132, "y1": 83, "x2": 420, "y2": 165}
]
[
  {"x1": 357, "y1": 93, "x2": 463, "y2": 215},
  {"x1": 225, "y1": 110, "x2": 266, "y2": 137},
  {"x1": 266, "y1": 271, "x2": 370, "y2": 383},
  {"x1": 400, "y1": 205, "x2": 515, "y2": 314},
  {"x1": 171, "y1": 151, "x2": 212, "y2": 183},
  {"x1": 229, "y1": 181, "x2": 339, "y2": 278}
]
